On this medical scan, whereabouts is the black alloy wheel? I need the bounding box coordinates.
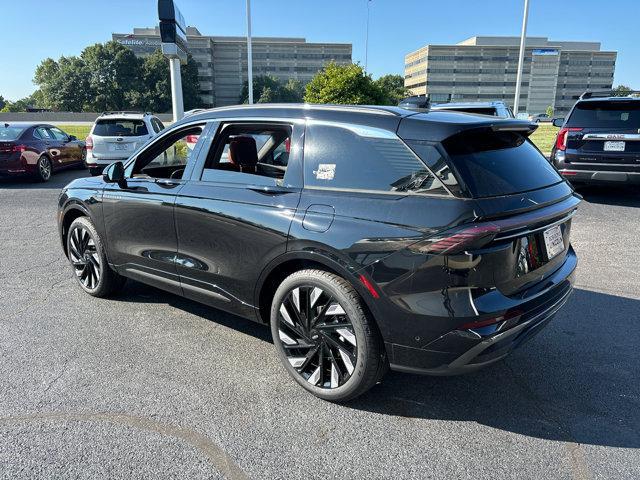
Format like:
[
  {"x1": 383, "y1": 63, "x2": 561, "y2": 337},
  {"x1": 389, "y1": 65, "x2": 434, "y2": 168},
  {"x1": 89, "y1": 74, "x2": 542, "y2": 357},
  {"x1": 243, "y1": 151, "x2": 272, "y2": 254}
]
[
  {"x1": 277, "y1": 285, "x2": 358, "y2": 389},
  {"x1": 66, "y1": 216, "x2": 126, "y2": 297},
  {"x1": 271, "y1": 269, "x2": 386, "y2": 401},
  {"x1": 68, "y1": 224, "x2": 101, "y2": 290}
]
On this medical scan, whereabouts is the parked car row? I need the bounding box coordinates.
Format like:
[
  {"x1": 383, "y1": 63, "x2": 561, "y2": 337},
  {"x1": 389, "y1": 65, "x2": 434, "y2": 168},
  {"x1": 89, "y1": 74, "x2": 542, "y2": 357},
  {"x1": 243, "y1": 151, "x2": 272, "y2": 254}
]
[{"x1": 0, "y1": 112, "x2": 165, "y2": 182}]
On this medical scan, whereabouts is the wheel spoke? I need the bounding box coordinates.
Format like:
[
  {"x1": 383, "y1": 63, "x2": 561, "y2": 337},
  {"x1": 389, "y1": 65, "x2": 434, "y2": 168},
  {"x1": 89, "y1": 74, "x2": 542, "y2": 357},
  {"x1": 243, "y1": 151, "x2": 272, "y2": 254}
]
[{"x1": 277, "y1": 283, "x2": 358, "y2": 390}]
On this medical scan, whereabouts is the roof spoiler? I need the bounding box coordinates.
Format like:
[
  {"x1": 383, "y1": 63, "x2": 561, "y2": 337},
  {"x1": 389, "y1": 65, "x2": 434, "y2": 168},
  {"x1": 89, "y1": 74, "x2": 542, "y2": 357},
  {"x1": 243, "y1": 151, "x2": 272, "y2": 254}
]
[
  {"x1": 580, "y1": 90, "x2": 640, "y2": 100},
  {"x1": 490, "y1": 120, "x2": 538, "y2": 136},
  {"x1": 398, "y1": 95, "x2": 431, "y2": 112}
]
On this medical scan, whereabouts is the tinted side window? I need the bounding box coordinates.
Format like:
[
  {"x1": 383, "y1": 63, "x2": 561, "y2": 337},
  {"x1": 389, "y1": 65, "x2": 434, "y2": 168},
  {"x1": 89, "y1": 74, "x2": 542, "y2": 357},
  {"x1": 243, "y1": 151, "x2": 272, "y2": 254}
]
[
  {"x1": 405, "y1": 141, "x2": 463, "y2": 196},
  {"x1": 48, "y1": 127, "x2": 68, "y2": 141},
  {"x1": 34, "y1": 127, "x2": 52, "y2": 140},
  {"x1": 304, "y1": 124, "x2": 448, "y2": 195}
]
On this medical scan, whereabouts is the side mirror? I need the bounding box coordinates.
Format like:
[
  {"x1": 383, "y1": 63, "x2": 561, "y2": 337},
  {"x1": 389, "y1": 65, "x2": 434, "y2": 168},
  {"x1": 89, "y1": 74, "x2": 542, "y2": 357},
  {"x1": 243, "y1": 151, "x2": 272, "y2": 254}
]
[
  {"x1": 103, "y1": 161, "x2": 126, "y2": 187},
  {"x1": 552, "y1": 118, "x2": 565, "y2": 128},
  {"x1": 69, "y1": 135, "x2": 77, "y2": 141}
]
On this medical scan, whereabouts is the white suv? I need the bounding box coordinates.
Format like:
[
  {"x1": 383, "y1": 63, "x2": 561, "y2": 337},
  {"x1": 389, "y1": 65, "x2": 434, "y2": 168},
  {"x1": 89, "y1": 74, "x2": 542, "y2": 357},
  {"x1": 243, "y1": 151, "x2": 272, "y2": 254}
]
[{"x1": 85, "y1": 112, "x2": 165, "y2": 175}]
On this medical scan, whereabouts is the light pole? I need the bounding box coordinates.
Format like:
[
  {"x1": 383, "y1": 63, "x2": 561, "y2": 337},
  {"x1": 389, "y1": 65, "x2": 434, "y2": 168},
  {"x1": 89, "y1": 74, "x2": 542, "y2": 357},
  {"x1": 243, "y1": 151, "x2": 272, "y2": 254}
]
[
  {"x1": 513, "y1": 0, "x2": 530, "y2": 115},
  {"x1": 364, "y1": 0, "x2": 371, "y2": 72},
  {"x1": 246, "y1": 0, "x2": 254, "y2": 104}
]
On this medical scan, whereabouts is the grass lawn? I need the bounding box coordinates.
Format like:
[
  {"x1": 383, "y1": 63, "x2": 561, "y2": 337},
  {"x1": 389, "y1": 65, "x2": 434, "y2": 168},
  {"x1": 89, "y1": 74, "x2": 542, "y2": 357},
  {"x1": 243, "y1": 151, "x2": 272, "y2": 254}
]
[
  {"x1": 55, "y1": 122, "x2": 559, "y2": 156},
  {"x1": 529, "y1": 123, "x2": 559, "y2": 155},
  {"x1": 55, "y1": 124, "x2": 91, "y2": 140}
]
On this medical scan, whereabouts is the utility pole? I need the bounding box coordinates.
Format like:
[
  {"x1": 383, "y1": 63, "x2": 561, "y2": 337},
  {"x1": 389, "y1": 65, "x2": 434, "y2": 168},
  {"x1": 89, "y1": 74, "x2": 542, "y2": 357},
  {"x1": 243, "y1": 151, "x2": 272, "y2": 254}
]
[
  {"x1": 364, "y1": 0, "x2": 371, "y2": 72},
  {"x1": 246, "y1": 0, "x2": 254, "y2": 104},
  {"x1": 513, "y1": 0, "x2": 530, "y2": 115},
  {"x1": 169, "y1": 58, "x2": 184, "y2": 121}
]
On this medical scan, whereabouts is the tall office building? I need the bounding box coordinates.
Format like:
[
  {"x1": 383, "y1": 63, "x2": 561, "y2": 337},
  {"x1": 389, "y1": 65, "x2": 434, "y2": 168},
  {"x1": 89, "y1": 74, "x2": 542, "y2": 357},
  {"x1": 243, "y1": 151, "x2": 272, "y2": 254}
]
[
  {"x1": 404, "y1": 36, "x2": 617, "y2": 115},
  {"x1": 113, "y1": 27, "x2": 351, "y2": 108}
]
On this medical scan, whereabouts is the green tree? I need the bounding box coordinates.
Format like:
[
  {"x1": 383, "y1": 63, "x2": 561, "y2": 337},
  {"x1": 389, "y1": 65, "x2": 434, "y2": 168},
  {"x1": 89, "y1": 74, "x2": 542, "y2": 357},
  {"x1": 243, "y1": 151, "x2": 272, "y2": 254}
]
[
  {"x1": 239, "y1": 75, "x2": 304, "y2": 104},
  {"x1": 546, "y1": 105, "x2": 554, "y2": 118},
  {"x1": 0, "y1": 95, "x2": 5, "y2": 110},
  {"x1": 80, "y1": 41, "x2": 142, "y2": 111},
  {"x1": 612, "y1": 85, "x2": 633, "y2": 97},
  {"x1": 374, "y1": 74, "x2": 411, "y2": 105},
  {"x1": 304, "y1": 62, "x2": 386, "y2": 105},
  {"x1": 131, "y1": 49, "x2": 201, "y2": 112}
]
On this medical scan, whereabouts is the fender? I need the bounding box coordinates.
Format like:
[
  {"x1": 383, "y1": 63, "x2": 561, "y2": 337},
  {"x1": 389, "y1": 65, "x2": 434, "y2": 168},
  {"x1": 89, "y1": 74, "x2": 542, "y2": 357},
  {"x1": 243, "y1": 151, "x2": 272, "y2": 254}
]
[{"x1": 253, "y1": 246, "x2": 384, "y2": 324}]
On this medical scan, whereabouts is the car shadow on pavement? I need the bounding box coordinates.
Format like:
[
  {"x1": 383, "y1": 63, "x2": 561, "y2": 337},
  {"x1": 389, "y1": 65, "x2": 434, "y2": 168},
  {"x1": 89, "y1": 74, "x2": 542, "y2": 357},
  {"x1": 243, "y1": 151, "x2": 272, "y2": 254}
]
[
  {"x1": 576, "y1": 184, "x2": 640, "y2": 208},
  {"x1": 0, "y1": 169, "x2": 90, "y2": 190},
  {"x1": 347, "y1": 288, "x2": 640, "y2": 449},
  {"x1": 116, "y1": 280, "x2": 273, "y2": 344}
]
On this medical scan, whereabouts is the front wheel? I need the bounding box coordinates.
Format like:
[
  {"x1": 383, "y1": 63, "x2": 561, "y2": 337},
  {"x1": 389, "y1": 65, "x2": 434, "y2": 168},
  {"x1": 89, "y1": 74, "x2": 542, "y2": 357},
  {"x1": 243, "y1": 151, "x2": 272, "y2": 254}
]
[
  {"x1": 270, "y1": 269, "x2": 386, "y2": 402},
  {"x1": 66, "y1": 216, "x2": 126, "y2": 297}
]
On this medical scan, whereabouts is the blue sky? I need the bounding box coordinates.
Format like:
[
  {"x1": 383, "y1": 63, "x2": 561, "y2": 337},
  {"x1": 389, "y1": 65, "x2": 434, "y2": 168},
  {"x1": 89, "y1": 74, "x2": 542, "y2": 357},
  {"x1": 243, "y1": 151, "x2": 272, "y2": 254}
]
[{"x1": 0, "y1": 0, "x2": 637, "y2": 100}]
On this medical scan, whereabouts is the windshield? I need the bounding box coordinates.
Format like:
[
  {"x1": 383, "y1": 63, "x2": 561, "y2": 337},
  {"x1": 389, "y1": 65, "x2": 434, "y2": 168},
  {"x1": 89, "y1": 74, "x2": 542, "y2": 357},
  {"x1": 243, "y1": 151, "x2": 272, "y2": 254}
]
[
  {"x1": 442, "y1": 130, "x2": 563, "y2": 198},
  {"x1": 567, "y1": 101, "x2": 640, "y2": 129},
  {"x1": 0, "y1": 126, "x2": 26, "y2": 141},
  {"x1": 93, "y1": 119, "x2": 148, "y2": 137}
]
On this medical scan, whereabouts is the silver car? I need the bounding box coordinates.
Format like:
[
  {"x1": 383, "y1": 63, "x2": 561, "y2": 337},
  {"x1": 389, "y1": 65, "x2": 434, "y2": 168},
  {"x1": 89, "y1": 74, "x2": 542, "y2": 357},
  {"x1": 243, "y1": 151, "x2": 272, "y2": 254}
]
[{"x1": 85, "y1": 112, "x2": 165, "y2": 175}]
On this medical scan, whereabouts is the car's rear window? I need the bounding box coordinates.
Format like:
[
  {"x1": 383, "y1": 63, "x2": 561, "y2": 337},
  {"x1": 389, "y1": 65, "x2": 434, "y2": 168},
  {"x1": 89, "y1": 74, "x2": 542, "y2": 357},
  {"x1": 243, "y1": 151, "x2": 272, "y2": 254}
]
[
  {"x1": 442, "y1": 130, "x2": 562, "y2": 198},
  {"x1": 93, "y1": 119, "x2": 148, "y2": 137},
  {"x1": 0, "y1": 126, "x2": 26, "y2": 141},
  {"x1": 567, "y1": 101, "x2": 640, "y2": 129}
]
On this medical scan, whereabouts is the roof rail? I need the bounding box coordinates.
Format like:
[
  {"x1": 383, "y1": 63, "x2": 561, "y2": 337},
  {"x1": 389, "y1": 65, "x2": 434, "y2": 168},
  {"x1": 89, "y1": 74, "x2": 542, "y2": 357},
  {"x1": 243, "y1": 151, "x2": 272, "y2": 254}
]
[
  {"x1": 184, "y1": 108, "x2": 207, "y2": 117},
  {"x1": 99, "y1": 111, "x2": 151, "y2": 116},
  {"x1": 580, "y1": 90, "x2": 640, "y2": 100}
]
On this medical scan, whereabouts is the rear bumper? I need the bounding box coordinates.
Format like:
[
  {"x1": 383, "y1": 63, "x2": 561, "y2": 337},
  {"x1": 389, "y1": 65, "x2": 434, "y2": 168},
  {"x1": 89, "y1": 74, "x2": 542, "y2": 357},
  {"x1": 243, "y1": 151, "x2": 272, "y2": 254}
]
[
  {"x1": 558, "y1": 168, "x2": 640, "y2": 185},
  {"x1": 387, "y1": 247, "x2": 577, "y2": 375},
  {"x1": 85, "y1": 152, "x2": 128, "y2": 166}
]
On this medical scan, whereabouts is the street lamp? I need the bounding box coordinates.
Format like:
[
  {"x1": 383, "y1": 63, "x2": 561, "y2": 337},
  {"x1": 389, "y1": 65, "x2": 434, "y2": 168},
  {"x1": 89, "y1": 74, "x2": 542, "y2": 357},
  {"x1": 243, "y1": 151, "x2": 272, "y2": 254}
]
[
  {"x1": 246, "y1": 0, "x2": 254, "y2": 104},
  {"x1": 513, "y1": 0, "x2": 530, "y2": 115}
]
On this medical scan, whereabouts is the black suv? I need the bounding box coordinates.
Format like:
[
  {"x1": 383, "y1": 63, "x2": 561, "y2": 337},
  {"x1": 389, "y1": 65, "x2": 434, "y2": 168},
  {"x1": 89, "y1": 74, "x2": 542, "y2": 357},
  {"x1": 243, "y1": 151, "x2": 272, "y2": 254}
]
[
  {"x1": 58, "y1": 104, "x2": 579, "y2": 401},
  {"x1": 551, "y1": 91, "x2": 640, "y2": 185}
]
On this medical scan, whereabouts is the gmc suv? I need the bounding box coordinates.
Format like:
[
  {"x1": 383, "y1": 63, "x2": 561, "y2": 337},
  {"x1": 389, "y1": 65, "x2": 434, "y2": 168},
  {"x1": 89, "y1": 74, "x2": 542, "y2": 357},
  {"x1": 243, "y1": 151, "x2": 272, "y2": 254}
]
[
  {"x1": 58, "y1": 104, "x2": 579, "y2": 401},
  {"x1": 551, "y1": 91, "x2": 640, "y2": 186}
]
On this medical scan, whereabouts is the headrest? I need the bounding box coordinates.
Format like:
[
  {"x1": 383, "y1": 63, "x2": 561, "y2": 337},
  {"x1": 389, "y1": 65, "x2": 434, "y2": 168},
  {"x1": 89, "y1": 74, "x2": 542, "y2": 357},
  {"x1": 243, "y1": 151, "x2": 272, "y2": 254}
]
[{"x1": 229, "y1": 135, "x2": 258, "y2": 167}]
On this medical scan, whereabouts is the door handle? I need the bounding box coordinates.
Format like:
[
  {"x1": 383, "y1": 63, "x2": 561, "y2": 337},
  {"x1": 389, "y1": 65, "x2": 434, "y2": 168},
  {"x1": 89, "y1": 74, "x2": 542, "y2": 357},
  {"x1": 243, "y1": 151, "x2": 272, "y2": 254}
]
[
  {"x1": 247, "y1": 185, "x2": 297, "y2": 195},
  {"x1": 155, "y1": 179, "x2": 181, "y2": 187}
]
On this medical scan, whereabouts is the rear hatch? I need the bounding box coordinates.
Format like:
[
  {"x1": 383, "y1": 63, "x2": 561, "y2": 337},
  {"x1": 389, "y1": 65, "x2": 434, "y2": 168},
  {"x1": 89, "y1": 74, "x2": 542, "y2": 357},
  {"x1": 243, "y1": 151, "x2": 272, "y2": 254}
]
[
  {"x1": 402, "y1": 122, "x2": 579, "y2": 296},
  {"x1": 90, "y1": 118, "x2": 150, "y2": 160},
  {"x1": 564, "y1": 100, "x2": 640, "y2": 170}
]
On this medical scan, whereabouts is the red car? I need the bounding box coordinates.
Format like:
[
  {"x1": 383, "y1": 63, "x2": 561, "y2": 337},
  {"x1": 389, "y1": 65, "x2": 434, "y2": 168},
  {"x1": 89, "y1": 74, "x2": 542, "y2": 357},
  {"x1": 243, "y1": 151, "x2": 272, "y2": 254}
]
[{"x1": 0, "y1": 122, "x2": 86, "y2": 182}]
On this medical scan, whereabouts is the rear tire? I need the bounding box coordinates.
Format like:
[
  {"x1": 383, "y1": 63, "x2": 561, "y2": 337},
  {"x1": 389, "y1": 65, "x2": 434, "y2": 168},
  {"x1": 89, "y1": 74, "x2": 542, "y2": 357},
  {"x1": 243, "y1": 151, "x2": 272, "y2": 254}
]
[
  {"x1": 36, "y1": 156, "x2": 52, "y2": 182},
  {"x1": 66, "y1": 216, "x2": 126, "y2": 297},
  {"x1": 270, "y1": 269, "x2": 386, "y2": 402}
]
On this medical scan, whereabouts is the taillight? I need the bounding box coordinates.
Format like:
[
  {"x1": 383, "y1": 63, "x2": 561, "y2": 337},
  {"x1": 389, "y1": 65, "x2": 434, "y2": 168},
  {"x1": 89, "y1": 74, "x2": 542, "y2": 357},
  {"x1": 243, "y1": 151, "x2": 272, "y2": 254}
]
[
  {"x1": 414, "y1": 224, "x2": 500, "y2": 255},
  {"x1": 284, "y1": 137, "x2": 291, "y2": 153},
  {"x1": 85, "y1": 135, "x2": 93, "y2": 150},
  {"x1": 555, "y1": 127, "x2": 582, "y2": 151},
  {"x1": 12, "y1": 144, "x2": 27, "y2": 153},
  {"x1": 185, "y1": 135, "x2": 199, "y2": 143}
]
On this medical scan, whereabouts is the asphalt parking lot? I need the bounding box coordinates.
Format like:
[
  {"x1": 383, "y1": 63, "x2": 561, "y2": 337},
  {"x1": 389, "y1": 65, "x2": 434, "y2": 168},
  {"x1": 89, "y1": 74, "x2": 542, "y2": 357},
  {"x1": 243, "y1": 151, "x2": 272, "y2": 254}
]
[{"x1": 1, "y1": 169, "x2": 638, "y2": 479}]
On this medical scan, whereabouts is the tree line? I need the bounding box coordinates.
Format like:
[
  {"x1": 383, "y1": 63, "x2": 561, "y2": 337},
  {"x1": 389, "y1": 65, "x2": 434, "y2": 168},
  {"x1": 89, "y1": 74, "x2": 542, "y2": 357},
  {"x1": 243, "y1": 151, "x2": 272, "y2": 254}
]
[{"x1": 1, "y1": 41, "x2": 201, "y2": 113}]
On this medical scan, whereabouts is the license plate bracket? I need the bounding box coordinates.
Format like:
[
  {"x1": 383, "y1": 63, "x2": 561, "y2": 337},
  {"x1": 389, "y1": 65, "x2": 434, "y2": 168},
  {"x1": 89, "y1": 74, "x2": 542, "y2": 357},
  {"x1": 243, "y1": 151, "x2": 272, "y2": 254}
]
[{"x1": 543, "y1": 225, "x2": 564, "y2": 260}]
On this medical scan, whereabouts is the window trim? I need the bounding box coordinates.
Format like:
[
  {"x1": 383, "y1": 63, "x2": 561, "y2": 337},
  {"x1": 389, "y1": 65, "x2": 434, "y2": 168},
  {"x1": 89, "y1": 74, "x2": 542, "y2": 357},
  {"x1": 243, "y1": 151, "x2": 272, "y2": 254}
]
[
  {"x1": 124, "y1": 120, "x2": 211, "y2": 180},
  {"x1": 192, "y1": 119, "x2": 303, "y2": 189}
]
